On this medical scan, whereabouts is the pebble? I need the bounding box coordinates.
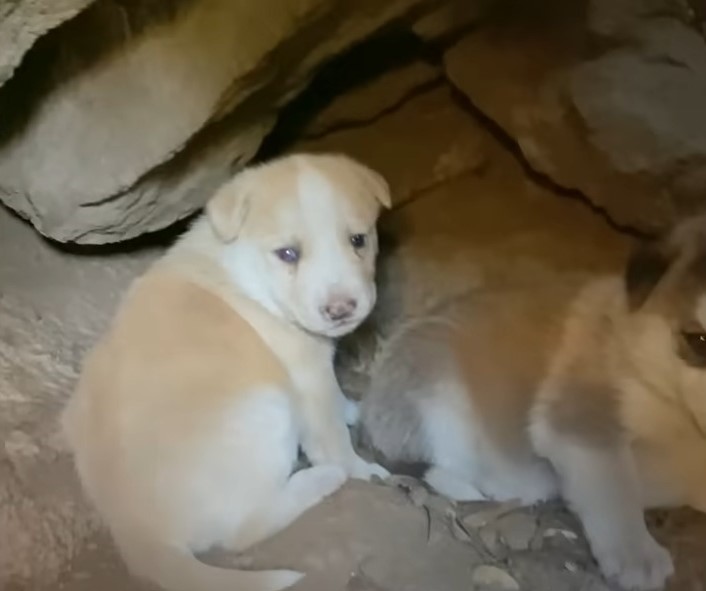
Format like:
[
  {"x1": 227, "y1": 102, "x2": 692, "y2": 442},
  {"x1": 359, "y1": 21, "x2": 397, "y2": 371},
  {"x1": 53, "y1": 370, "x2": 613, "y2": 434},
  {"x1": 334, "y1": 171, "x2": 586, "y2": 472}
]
[
  {"x1": 496, "y1": 512, "x2": 537, "y2": 551},
  {"x1": 543, "y1": 528, "x2": 578, "y2": 541},
  {"x1": 462, "y1": 500, "x2": 522, "y2": 530},
  {"x1": 472, "y1": 565, "x2": 521, "y2": 591}
]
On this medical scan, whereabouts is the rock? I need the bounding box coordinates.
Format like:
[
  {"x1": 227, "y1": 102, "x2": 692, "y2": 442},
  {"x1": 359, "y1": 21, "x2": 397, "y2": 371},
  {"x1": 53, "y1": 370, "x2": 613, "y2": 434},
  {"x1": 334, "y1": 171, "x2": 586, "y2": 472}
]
[
  {"x1": 346, "y1": 570, "x2": 390, "y2": 591},
  {"x1": 479, "y1": 524, "x2": 502, "y2": 556},
  {"x1": 463, "y1": 502, "x2": 523, "y2": 530},
  {"x1": 0, "y1": 0, "x2": 94, "y2": 88},
  {"x1": 443, "y1": 0, "x2": 706, "y2": 233},
  {"x1": 495, "y1": 512, "x2": 537, "y2": 551},
  {"x1": 232, "y1": 481, "x2": 490, "y2": 591},
  {"x1": 298, "y1": 85, "x2": 488, "y2": 208},
  {"x1": 543, "y1": 528, "x2": 579, "y2": 542},
  {"x1": 471, "y1": 565, "x2": 521, "y2": 591},
  {"x1": 303, "y1": 60, "x2": 443, "y2": 139},
  {"x1": 587, "y1": 0, "x2": 694, "y2": 38},
  {"x1": 0, "y1": 0, "x2": 433, "y2": 243},
  {"x1": 411, "y1": 0, "x2": 482, "y2": 41},
  {"x1": 0, "y1": 202, "x2": 159, "y2": 589}
]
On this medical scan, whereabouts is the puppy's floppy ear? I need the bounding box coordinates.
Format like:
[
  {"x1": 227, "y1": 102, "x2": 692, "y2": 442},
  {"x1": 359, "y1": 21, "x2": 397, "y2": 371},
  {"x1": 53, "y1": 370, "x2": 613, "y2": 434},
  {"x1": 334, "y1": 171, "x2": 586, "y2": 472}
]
[
  {"x1": 624, "y1": 239, "x2": 673, "y2": 310},
  {"x1": 205, "y1": 177, "x2": 251, "y2": 243},
  {"x1": 357, "y1": 165, "x2": 392, "y2": 209}
]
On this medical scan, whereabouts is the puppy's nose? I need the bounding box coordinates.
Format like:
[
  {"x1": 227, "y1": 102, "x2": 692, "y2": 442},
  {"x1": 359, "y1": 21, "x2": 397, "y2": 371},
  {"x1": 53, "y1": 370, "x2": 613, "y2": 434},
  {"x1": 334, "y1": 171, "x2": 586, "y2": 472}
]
[{"x1": 321, "y1": 298, "x2": 357, "y2": 322}]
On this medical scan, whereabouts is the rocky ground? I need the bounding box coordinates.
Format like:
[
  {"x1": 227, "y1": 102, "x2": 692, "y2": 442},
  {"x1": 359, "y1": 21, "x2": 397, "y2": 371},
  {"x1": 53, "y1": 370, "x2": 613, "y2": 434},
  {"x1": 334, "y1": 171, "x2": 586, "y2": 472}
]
[{"x1": 2, "y1": 31, "x2": 706, "y2": 591}]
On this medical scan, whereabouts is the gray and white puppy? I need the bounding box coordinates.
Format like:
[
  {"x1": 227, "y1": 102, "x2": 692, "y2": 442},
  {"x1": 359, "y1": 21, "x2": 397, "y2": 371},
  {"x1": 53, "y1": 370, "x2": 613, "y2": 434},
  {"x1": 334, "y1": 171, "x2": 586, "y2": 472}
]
[{"x1": 360, "y1": 215, "x2": 706, "y2": 591}]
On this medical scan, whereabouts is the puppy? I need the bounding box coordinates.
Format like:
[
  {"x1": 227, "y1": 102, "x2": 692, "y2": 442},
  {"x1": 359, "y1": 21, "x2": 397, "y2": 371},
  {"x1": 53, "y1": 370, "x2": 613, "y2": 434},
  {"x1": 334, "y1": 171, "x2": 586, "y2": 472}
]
[
  {"x1": 62, "y1": 153, "x2": 391, "y2": 591},
  {"x1": 360, "y1": 215, "x2": 706, "y2": 590}
]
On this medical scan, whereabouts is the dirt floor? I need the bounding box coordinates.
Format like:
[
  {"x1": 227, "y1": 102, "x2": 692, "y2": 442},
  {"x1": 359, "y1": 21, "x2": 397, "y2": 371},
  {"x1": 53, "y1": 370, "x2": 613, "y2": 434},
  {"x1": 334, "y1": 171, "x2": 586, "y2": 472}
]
[{"x1": 1, "y1": 59, "x2": 705, "y2": 591}]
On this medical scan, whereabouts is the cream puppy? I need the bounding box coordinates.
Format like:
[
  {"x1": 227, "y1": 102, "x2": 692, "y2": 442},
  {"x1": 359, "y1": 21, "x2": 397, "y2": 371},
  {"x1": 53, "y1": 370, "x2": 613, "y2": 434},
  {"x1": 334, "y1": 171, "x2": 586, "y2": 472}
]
[
  {"x1": 62, "y1": 153, "x2": 391, "y2": 591},
  {"x1": 360, "y1": 216, "x2": 706, "y2": 591}
]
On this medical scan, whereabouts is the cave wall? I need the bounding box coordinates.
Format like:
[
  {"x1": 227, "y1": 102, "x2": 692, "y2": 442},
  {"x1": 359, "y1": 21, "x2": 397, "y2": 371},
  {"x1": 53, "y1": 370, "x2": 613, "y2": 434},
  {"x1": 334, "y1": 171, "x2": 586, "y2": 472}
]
[{"x1": 0, "y1": 0, "x2": 704, "y2": 244}]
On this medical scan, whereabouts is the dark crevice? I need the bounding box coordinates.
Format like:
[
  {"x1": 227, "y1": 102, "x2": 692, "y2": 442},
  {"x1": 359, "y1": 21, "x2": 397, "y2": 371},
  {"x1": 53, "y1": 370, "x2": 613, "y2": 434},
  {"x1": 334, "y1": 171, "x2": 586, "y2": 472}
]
[
  {"x1": 445, "y1": 84, "x2": 653, "y2": 240},
  {"x1": 27, "y1": 210, "x2": 194, "y2": 257},
  {"x1": 301, "y1": 76, "x2": 445, "y2": 141},
  {"x1": 256, "y1": 28, "x2": 435, "y2": 160}
]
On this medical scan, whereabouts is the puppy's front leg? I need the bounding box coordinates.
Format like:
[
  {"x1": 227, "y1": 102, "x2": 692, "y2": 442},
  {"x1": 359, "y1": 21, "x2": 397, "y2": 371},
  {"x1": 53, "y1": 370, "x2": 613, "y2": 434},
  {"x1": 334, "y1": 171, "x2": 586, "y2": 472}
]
[
  {"x1": 291, "y1": 356, "x2": 388, "y2": 481},
  {"x1": 549, "y1": 440, "x2": 673, "y2": 590}
]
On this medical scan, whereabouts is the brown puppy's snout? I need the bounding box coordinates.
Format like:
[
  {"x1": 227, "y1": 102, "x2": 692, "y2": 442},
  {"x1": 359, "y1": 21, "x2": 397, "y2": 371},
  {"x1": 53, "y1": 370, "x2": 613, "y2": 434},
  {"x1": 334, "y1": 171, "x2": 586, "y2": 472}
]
[{"x1": 321, "y1": 297, "x2": 357, "y2": 322}]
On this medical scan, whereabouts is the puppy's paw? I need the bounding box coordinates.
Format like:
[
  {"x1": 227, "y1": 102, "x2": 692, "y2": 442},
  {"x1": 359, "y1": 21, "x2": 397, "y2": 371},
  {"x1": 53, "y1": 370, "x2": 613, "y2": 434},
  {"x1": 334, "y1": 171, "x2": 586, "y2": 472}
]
[
  {"x1": 594, "y1": 533, "x2": 674, "y2": 590},
  {"x1": 349, "y1": 456, "x2": 390, "y2": 481}
]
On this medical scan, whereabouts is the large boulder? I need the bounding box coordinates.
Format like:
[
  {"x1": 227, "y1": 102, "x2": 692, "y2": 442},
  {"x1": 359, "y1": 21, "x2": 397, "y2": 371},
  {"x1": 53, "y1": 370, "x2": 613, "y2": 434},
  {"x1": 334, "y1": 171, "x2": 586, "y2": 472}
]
[
  {"x1": 0, "y1": 0, "x2": 439, "y2": 244},
  {"x1": 0, "y1": 0, "x2": 94, "y2": 87},
  {"x1": 443, "y1": 0, "x2": 706, "y2": 233}
]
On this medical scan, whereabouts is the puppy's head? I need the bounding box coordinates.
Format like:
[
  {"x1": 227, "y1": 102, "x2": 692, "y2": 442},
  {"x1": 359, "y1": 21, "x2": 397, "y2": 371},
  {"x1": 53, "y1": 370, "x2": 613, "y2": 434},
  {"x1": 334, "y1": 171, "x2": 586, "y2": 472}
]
[
  {"x1": 206, "y1": 153, "x2": 391, "y2": 338},
  {"x1": 623, "y1": 214, "x2": 706, "y2": 436}
]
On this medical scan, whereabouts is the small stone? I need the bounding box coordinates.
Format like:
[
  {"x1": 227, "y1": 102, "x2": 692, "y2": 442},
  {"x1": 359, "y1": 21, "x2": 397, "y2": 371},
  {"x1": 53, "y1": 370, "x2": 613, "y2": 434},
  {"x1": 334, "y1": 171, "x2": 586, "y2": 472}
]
[
  {"x1": 496, "y1": 512, "x2": 537, "y2": 551},
  {"x1": 471, "y1": 565, "x2": 521, "y2": 591},
  {"x1": 544, "y1": 528, "x2": 579, "y2": 542},
  {"x1": 478, "y1": 524, "x2": 502, "y2": 555},
  {"x1": 462, "y1": 500, "x2": 523, "y2": 530},
  {"x1": 564, "y1": 561, "x2": 579, "y2": 573}
]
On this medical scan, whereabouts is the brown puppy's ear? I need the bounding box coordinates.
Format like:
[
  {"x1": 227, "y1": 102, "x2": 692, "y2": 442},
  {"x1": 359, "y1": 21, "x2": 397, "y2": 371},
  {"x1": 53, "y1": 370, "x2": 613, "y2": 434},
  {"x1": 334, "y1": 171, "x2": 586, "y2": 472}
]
[
  {"x1": 205, "y1": 178, "x2": 251, "y2": 243},
  {"x1": 624, "y1": 240, "x2": 673, "y2": 310}
]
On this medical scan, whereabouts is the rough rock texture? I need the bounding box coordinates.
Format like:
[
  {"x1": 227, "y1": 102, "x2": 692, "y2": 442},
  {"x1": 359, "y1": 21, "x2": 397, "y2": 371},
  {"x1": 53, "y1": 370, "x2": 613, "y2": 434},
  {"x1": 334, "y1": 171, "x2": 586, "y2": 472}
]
[
  {"x1": 444, "y1": 0, "x2": 706, "y2": 233},
  {"x1": 410, "y1": 0, "x2": 482, "y2": 42},
  {"x1": 0, "y1": 0, "x2": 94, "y2": 87},
  {"x1": 0, "y1": 207, "x2": 160, "y2": 587},
  {"x1": 3, "y1": 50, "x2": 706, "y2": 590},
  {"x1": 3, "y1": 0, "x2": 704, "y2": 243},
  {"x1": 0, "y1": 0, "x2": 442, "y2": 243}
]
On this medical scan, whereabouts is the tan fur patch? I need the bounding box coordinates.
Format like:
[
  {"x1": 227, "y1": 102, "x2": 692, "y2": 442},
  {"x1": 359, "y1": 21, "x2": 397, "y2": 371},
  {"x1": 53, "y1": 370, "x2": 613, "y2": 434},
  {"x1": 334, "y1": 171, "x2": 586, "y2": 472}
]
[
  {"x1": 85, "y1": 271, "x2": 289, "y2": 424},
  {"x1": 446, "y1": 287, "x2": 578, "y2": 457}
]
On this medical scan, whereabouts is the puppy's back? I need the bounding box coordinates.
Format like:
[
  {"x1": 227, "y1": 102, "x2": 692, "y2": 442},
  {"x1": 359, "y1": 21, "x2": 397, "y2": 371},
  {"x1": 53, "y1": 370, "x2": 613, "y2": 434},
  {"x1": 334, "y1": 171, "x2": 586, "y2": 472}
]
[{"x1": 63, "y1": 270, "x2": 290, "y2": 510}]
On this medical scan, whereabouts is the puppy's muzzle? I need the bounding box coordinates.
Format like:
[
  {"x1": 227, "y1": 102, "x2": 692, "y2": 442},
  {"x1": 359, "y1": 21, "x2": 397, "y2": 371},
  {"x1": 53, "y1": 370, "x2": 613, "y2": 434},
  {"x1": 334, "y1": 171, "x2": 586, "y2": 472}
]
[{"x1": 321, "y1": 297, "x2": 357, "y2": 322}]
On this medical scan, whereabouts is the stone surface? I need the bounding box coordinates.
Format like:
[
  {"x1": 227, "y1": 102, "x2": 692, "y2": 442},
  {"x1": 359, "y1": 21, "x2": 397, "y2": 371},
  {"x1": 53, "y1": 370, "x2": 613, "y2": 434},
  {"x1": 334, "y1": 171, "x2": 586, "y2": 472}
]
[
  {"x1": 302, "y1": 60, "x2": 443, "y2": 139},
  {"x1": 495, "y1": 512, "x2": 537, "y2": 551},
  {"x1": 472, "y1": 565, "x2": 520, "y2": 591},
  {"x1": 0, "y1": 0, "x2": 434, "y2": 243},
  {"x1": 0, "y1": 208, "x2": 162, "y2": 587},
  {"x1": 0, "y1": 0, "x2": 94, "y2": 88},
  {"x1": 443, "y1": 0, "x2": 706, "y2": 233},
  {"x1": 298, "y1": 84, "x2": 488, "y2": 208},
  {"x1": 411, "y1": 0, "x2": 482, "y2": 41}
]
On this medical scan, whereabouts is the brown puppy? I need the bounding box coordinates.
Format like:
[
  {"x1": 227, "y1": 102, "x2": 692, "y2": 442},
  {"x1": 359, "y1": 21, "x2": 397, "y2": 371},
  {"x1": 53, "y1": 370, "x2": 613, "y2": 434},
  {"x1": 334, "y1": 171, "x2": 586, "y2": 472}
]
[
  {"x1": 63, "y1": 153, "x2": 391, "y2": 591},
  {"x1": 360, "y1": 215, "x2": 706, "y2": 590}
]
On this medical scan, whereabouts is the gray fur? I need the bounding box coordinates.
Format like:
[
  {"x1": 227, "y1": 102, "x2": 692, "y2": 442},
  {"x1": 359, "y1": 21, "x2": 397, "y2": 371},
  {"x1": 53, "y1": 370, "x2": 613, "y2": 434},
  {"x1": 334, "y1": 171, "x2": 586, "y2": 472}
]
[{"x1": 359, "y1": 316, "x2": 460, "y2": 469}]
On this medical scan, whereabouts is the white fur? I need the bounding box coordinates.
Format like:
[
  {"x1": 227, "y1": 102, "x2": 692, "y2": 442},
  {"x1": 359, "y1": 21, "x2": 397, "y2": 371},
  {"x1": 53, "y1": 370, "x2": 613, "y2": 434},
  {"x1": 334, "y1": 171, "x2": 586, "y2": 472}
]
[
  {"x1": 220, "y1": 159, "x2": 378, "y2": 338},
  {"x1": 419, "y1": 380, "x2": 558, "y2": 505},
  {"x1": 530, "y1": 416, "x2": 674, "y2": 591}
]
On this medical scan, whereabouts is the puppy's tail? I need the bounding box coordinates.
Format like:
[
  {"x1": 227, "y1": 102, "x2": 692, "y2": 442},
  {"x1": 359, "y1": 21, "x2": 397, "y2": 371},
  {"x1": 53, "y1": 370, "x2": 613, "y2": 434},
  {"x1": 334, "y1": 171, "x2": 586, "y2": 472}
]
[{"x1": 113, "y1": 528, "x2": 302, "y2": 591}]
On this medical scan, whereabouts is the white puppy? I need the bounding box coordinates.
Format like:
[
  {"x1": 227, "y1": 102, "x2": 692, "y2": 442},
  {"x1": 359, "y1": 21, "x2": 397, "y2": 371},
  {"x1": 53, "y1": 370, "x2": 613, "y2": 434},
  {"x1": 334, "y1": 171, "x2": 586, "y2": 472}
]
[
  {"x1": 360, "y1": 216, "x2": 706, "y2": 591},
  {"x1": 62, "y1": 153, "x2": 391, "y2": 591}
]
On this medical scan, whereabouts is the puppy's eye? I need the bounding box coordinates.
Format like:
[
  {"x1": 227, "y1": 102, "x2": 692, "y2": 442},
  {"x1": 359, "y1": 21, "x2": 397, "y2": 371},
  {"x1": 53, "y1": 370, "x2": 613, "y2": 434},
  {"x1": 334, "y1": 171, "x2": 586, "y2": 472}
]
[
  {"x1": 274, "y1": 246, "x2": 300, "y2": 264},
  {"x1": 680, "y1": 331, "x2": 706, "y2": 367},
  {"x1": 350, "y1": 234, "x2": 366, "y2": 249}
]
